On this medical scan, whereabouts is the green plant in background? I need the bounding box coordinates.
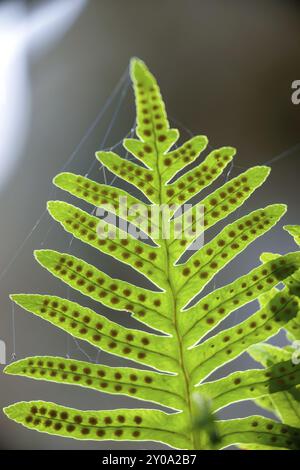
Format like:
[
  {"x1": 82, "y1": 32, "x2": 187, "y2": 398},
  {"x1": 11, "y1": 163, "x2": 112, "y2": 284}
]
[
  {"x1": 239, "y1": 225, "x2": 300, "y2": 449},
  {"x1": 3, "y1": 60, "x2": 300, "y2": 450}
]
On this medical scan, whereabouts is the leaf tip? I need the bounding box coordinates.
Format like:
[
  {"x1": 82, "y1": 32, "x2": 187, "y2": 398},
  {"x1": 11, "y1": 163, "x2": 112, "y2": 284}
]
[
  {"x1": 278, "y1": 203, "x2": 288, "y2": 215},
  {"x1": 3, "y1": 401, "x2": 32, "y2": 425},
  {"x1": 53, "y1": 172, "x2": 68, "y2": 187},
  {"x1": 130, "y1": 57, "x2": 147, "y2": 77},
  {"x1": 258, "y1": 165, "x2": 271, "y2": 178},
  {"x1": 47, "y1": 200, "x2": 66, "y2": 220},
  {"x1": 3, "y1": 402, "x2": 19, "y2": 421},
  {"x1": 3, "y1": 362, "x2": 14, "y2": 375},
  {"x1": 269, "y1": 203, "x2": 288, "y2": 218},
  {"x1": 34, "y1": 249, "x2": 54, "y2": 266},
  {"x1": 9, "y1": 293, "x2": 25, "y2": 306},
  {"x1": 47, "y1": 200, "x2": 56, "y2": 214}
]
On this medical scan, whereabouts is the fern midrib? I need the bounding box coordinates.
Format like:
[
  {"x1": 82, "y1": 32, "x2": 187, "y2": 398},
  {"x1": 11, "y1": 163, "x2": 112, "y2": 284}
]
[{"x1": 146, "y1": 110, "x2": 199, "y2": 449}]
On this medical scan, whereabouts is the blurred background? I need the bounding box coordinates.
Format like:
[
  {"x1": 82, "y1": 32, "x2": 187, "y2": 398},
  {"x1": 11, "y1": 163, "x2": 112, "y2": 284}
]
[{"x1": 0, "y1": 0, "x2": 300, "y2": 450}]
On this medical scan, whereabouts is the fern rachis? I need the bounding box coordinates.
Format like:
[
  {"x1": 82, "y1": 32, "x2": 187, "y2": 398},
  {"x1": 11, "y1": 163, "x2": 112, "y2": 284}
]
[{"x1": 3, "y1": 59, "x2": 300, "y2": 450}]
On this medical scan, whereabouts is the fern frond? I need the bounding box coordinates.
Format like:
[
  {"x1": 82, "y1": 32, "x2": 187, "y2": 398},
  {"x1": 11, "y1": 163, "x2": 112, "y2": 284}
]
[
  {"x1": 4, "y1": 58, "x2": 300, "y2": 450},
  {"x1": 259, "y1": 252, "x2": 300, "y2": 338}
]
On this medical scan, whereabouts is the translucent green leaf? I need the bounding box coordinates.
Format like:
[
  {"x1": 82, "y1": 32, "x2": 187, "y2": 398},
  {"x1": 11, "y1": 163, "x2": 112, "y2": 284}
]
[
  {"x1": 34, "y1": 250, "x2": 174, "y2": 334},
  {"x1": 10, "y1": 294, "x2": 178, "y2": 373},
  {"x1": 258, "y1": 286, "x2": 279, "y2": 308},
  {"x1": 47, "y1": 200, "x2": 166, "y2": 287},
  {"x1": 259, "y1": 252, "x2": 300, "y2": 339},
  {"x1": 96, "y1": 151, "x2": 160, "y2": 203},
  {"x1": 238, "y1": 443, "x2": 287, "y2": 450},
  {"x1": 248, "y1": 343, "x2": 300, "y2": 427},
  {"x1": 162, "y1": 147, "x2": 235, "y2": 207},
  {"x1": 4, "y1": 401, "x2": 190, "y2": 449},
  {"x1": 197, "y1": 359, "x2": 300, "y2": 412},
  {"x1": 187, "y1": 289, "x2": 299, "y2": 385},
  {"x1": 4, "y1": 357, "x2": 184, "y2": 410},
  {"x1": 53, "y1": 172, "x2": 148, "y2": 228},
  {"x1": 130, "y1": 58, "x2": 179, "y2": 163},
  {"x1": 170, "y1": 165, "x2": 270, "y2": 259},
  {"x1": 122, "y1": 134, "x2": 180, "y2": 170},
  {"x1": 217, "y1": 416, "x2": 300, "y2": 450},
  {"x1": 287, "y1": 317, "x2": 300, "y2": 340},
  {"x1": 249, "y1": 343, "x2": 291, "y2": 367},
  {"x1": 158, "y1": 135, "x2": 208, "y2": 183},
  {"x1": 270, "y1": 390, "x2": 300, "y2": 427},
  {"x1": 175, "y1": 204, "x2": 287, "y2": 308},
  {"x1": 6, "y1": 58, "x2": 300, "y2": 450},
  {"x1": 179, "y1": 252, "x2": 300, "y2": 347},
  {"x1": 254, "y1": 395, "x2": 279, "y2": 416}
]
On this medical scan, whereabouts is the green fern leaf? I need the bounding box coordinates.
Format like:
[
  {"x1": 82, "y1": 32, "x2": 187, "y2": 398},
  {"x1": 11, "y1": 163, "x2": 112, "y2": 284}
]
[
  {"x1": 197, "y1": 359, "x2": 300, "y2": 412},
  {"x1": 254, "y1": 395, "x2": 279, "y2": 416},
  {"x1": 180, "y1": 252, "x2": 300, "y2": 347},
  {"x1": 4, "y1": 58, "x2": 300, "y2": 450},
  {"x1": 5, "y1": 357, "x2": 184, "y2": 410},
  {"x1": 217, "y1": 416, "x2": 300, "y2": 449},
  {"x1": 4, "y1": 401, "x2": 190, "y2": 449},
  {"x1": 170, "y1": 165, "x2": 271, "y2": 259},
  {"x1": 47, "y1": 201, "x2": 165, "y2": 287},
  {"x1": 259, "y1": 251, "x2": 300, "y2": 338},
  {"x1": 11, "y1": 294, "x2": 178, "y2": 373},
  {"x1": 53, "y1": 173, "x2": 149, "y2": 233},
  {"x1": 249, "y1": 344, "x2": 300, "y2": 428},
  {"x1": 186, "y1": 289, "x2": 299, "y2": 385}
]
